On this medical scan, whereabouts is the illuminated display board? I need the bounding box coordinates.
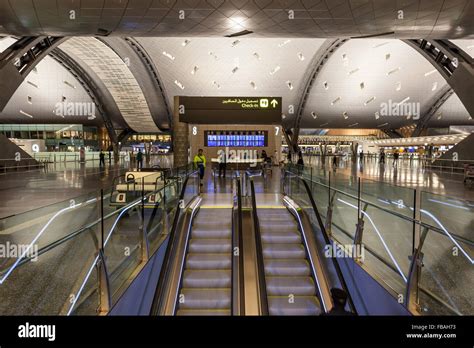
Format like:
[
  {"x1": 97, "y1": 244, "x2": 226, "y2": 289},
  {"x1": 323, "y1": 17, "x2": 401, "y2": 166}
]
[
  {"x1": 178, "y1": 96, "x2": 282, "y2": 124},
  {"x1": 205, "y1": 131, "x2": 267, "y2": 147}
]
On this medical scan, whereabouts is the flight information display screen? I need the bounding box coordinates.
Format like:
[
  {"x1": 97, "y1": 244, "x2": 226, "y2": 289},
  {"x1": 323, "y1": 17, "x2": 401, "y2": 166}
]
[{"x1": 205, "y1": 131, "x2": 267, "y2": 147}]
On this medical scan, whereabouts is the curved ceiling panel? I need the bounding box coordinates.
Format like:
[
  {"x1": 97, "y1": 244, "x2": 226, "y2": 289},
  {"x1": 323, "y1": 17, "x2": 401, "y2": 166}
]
[
  {"x1": 59, "y1": 37, "x2": 160, "y2": 133},
  {"x1": 430, "y1": 93, "x2": 472, "y2": 127},
  {"x1": 137, "y1": 37, "x2": 326, "y2": 122},
  {"x1": 301, "y1": 39, "x2": 474, "y2": 129},
  {"x1": 0, "y1": 37, "x2": 99, "y2": 126},
  {"x1": 1, "y1": 0, "x2": 474, "y2": 39}
]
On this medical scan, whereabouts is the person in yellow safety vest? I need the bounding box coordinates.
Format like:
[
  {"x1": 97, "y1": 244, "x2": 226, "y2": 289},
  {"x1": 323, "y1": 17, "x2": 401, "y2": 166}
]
[{"x1": 193, "y1": 148, "x2": 206, "y2": 186}]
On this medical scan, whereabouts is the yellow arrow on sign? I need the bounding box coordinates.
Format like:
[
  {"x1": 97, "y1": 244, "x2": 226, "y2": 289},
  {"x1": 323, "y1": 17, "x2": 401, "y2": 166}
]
[{"x1": 270, "y1": 99, "x2": 278, "y2": 108}]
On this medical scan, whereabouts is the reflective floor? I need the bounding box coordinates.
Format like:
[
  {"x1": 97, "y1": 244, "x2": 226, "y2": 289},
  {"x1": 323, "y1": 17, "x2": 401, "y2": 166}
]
[{"x1": 303, "y1": 155, "x2": 474, "y2": 201}]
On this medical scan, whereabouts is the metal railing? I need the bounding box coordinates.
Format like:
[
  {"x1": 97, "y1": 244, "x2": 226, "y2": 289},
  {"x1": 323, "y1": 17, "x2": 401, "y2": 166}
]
[{"x1": 284, "y1": 163, "x2": 473, "y2": 315}]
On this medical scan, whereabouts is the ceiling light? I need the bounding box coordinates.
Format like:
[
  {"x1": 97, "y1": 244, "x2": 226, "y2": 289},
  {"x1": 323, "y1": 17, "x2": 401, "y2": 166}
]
[
  {"x1": 348, "y1": 68, "x2": 360, "y2": 75},
  {"x1": 323, "y1": 81, "x2": 329, "y2": 90},
  {"x1": 253, "y1": 52, "x2": 260, "y2": 60},
  {"x1": 396, "y1": 81, "x2": 402, "y2": 91},
  {"x1": 424, "y1": 69, "x2": 436, "y2": 77},
  {"x1": 278, "y1": 39, "x2": 291, "y2": 48},
  {"x1": 360, "y1": 82, "x2": 365, "y2": 89},
  {"x1": 343, "y1": 112, "x2": 349, "y2": 119},
  {"x1": 162, "y1": 51, "x2": 175, "y2": 61},
  {"x1": 209, "y1": 52, "x2": 218, "y2": 60},
  {"x1": 182, "y1": 39, "x2": 190, "y2": 47},
  {"x1": 250, "y1": 81, "x2": 257, "y2": 90},
  {"x1": 331, "y1": 97, "x2": 341, "y2": 105},
  {"x1": 398, "y1": 96, "x2": 410, "y2": 105},
  {"x1": 375, "y1": 111, "x2": 380, "y2": 119},
  {"x1": 364, "y1": 96, "x2": 376, "y2": 105},
  {"x1": 311, "y1": 112, "x2": 317, "y2": 119},
  {"x1": 212, "y1": 81, "x2": 220, "y2": 89},
  {"x1": 270, "y1": 66, "x2": 280, "y2": 75},
  {"x1": 231, "y1": 40, "x2": 240, "y2": 47},
  {"x1": 297, "y1": 53, "x2": 305, "y2": 61},
  {"x1": 232, "y1": 66, "x2": 239, "y2": 73},
  {"x1": 286, "y1": 81, "x2": 293, "y2": 90},
  {"x1": 432, "y1": 82, "x2": 438, "y2": 91},
  {"x1": 174, "y1": 80, "x2": 184, "y2": 89},
  {"x1": 20, "y1": 110, "x2": 33, "y2": 118},
  {"x1": 320, "y1": 122, "x2": 329, "y2": 127},
  {"x1": 348, "y1": 123, "x2": 359, "y2": 127},
  {"x1": 387, "y1": 67, "x2": 401, "y2": 75},
  {"x1": 63, "y1": 81, "x2": 76, "y2": 89},
  {"x1": 191, "y1": 66, "x2": 198, "y2": 75},
  {"x1": 342, "y1": 53, "x2": 347, "y2": 60}
]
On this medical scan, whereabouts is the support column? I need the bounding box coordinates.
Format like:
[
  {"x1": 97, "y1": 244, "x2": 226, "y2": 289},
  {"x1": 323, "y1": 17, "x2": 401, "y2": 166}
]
[{"x1": 173, "y1": 97, "x2": 190, "y2": 168}]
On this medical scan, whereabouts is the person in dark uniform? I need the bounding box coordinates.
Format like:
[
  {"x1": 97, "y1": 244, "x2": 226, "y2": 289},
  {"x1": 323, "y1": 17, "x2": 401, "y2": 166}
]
[
  {"x1": 99, "y1": 151, "x2": 105, "y2": 167},
  {"x1": 136, "y1": 149, "x2": 143, "y2": 170}
]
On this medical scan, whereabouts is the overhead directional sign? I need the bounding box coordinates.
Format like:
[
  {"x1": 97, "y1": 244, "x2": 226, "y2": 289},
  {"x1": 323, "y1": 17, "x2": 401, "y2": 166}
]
[{"x1": 178, "y1": 96, "x2": 282, "y2": 124}]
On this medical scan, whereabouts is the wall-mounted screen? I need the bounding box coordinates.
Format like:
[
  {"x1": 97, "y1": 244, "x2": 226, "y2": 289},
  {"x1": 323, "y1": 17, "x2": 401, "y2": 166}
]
[{"x1": 205, "y1": 131, "x2": 267, "y2": 147}]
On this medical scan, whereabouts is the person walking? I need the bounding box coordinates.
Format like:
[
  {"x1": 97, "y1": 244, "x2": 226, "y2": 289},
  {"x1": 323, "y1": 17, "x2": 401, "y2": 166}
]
[
  {"x1": 194, "y1": 148, "x2": 206, "y2": 186},
  {"x1": 297, "y1": 151, "x2": 304, "y2": 166},
  {"x1": 99, "y1": 151, "x2": 105, "y2": 167},
  {"x1": 218, "y1": 149, "x2": 227, "y2": 178},
  {"x1": 393, "y1": 151, "x2": 399, "y2": 167},
  {"x1": 136, "y1": 149, "x2": 143, "y2": 170},
  {"x1": 108, "y1": 150, "x2": 112, "y2": 164}
]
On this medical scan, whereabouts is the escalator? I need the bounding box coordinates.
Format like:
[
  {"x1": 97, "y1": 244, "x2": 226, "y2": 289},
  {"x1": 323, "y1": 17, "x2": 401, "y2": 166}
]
[
  {"x1": 176, "y1": 207, "x2": 232, "y2": 315},
  {"x1": 151, "y1": 173, "x2": 242, "y2": 316},
  {"x1": 258, "y1": 208, "x2": 321, "y2": 315}
]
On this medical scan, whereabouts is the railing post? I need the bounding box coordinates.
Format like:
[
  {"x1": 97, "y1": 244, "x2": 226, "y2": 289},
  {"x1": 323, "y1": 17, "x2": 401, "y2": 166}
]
[
  {"x1": 405, "y1": 227, "x2": 428, "y2": 314},
  {"x1": 140, "y1": 177, "x2": 149, "y2": 262},
  {"x1": 97, "y1": 249, "x2": 111, "y2": 315}
]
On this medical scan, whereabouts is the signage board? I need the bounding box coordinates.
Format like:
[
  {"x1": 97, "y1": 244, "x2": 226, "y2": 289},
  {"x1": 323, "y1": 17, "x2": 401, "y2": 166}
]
[{"x1": 178, "y1": 96, "x2": 282, "y2": 124}]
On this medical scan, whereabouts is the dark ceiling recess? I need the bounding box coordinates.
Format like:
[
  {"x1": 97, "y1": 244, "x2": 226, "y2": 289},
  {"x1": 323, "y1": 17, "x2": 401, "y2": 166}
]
[
  {"x1": 225, "y1": 30, "x2": 253, "y2": 38},
  {"x1": 351, "y1": 31, "x2": 395, "y2": 39},
  {"x1": 96, "y1": 28, "x2": 111, "y2": 36}
]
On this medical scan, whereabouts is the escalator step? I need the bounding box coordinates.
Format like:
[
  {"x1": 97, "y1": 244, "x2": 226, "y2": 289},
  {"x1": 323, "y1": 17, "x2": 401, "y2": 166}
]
[
  {"x1": 178, "y1": 288, "x2": 231, "y2": 309},
  {"x1": 261, "y1": 231, "x2": 302, "y2": 243},
  {"x1": 192, "y1": 220, "x2": 232, "y2": 231},
  {"x1": 259, "y1": 219, "x2": 298, "y2": 229},
  {"x1": 266, "y1": 276, "x2": 316, "y2": 296},
  {"x1": 176, "y1": 309, "x2": 231, "y2": 316},
  {"x1": 182, "y1": 270, "x2": 231, "y2": 288},
  {"x1": 192, "y1": 228, "x2": 231, "y2": 239},
  {"x1": 268, "y1": 296, "x2": 321, "y2": 315},
  {"x1": 186, "y1": 253, "x2": 231, "y2": 270},
  {"x1": 263, "y1": 243, "x2": 306, "y2": 259},
  {"x1": 264, "y1": 259, "x2": 310, "y2": 276},
  {"x1": 188, "y1": 239, "x2": 232, "y2": 253}
]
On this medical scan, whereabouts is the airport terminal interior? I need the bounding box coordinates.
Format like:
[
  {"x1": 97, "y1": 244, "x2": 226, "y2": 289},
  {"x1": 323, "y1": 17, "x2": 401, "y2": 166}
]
[{"x1": 0, "y1": 0, "x2": 473, "y2": 319}]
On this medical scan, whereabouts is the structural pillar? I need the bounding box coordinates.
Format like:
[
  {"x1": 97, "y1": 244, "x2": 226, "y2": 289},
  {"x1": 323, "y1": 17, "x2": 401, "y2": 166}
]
[{"x1": 173, "y1": 96, "x2": 190, "y2": 168}]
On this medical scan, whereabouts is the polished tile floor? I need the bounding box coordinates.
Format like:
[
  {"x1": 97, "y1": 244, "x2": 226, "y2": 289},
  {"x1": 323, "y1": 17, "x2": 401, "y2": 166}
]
[{"x1": 303, "y1": 155, "x2": 474, "y2": 201}]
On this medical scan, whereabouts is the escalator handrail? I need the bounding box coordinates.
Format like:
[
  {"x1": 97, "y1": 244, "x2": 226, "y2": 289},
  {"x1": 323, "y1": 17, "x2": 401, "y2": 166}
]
[
  {"x1": 248, "y1": 176, "x2": 269, "y2": 315},
  {"x1": 231, "y1": 170, "x2": 244, "y2": 315},
  {"x1": 289, "y1": 172, "x2": 357, "y2": 314},
  {"x1": 150, "y1": 169, "x2": 199, "y2": 315}
]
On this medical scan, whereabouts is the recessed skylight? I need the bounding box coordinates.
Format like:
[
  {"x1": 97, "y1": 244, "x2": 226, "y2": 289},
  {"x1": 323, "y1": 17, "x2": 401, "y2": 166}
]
[
  {"x1": 286, "y1": 81, "x2": 293, "y2": 90},
  {"x1": 323, "y1": 81, "x2": 329, "y2": 90},
  {"x1": 297, "y1": 52, "x2": 305, "y2": 61},
  {"x1": 331, "y1": 97, "x2": 341, "y2": 105},
  {"x1": 432, "y1": 82, "x2": 438, "y2": 91},
  {"x1": 253, "y1": 52, "x2": 260, "y2": 60},
  {"x1": 191, "y1": 66, "x2": 198, "y2": 75},
  {"x1": 250, "y1": 81, "x2": 257, "y2": 90},
  {"x1": 311, "y1": 112, "x2": 317, "y2": 119},
  {"x1": 182, "y1": 39, "x2": 190, "y2": 47},
  {"x1": 231, "y1": 40, "x2": 240, "y2": 47},
  {"x1": 343, "y1": 111, "x2": 349, "y2": 119}
]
